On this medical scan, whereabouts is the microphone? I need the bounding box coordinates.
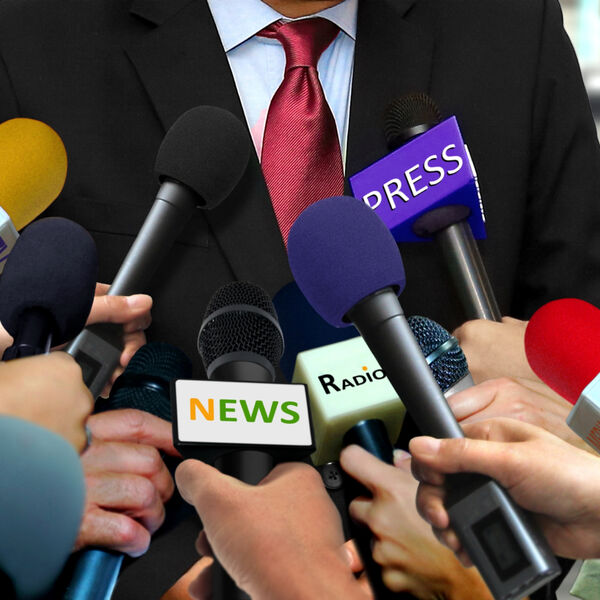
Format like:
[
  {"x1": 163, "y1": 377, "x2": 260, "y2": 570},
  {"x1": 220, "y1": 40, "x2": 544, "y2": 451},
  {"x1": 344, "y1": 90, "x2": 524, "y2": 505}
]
[
  {"x1": 60, "y1": 342, "x2": 192, "y2": 600},
  {"x1": 288, "y1": 195, "x2": 560, "y2": 600},
  {"x1": 407, "y1": 315, "x2": 473, "y2": 397},
  {"x1": 524, "y1": 298, "x2": 600, "y2": 452},
  {"x1": 272, "y1": 280, "x2": 358, "y2": 382},
  {"x1": 0, "y1": 217, "x2": 98, "y2": 359},
  {"x1": 0, "y1": 416, "x2": 85, "y2": 599},
  {"x1": 66, "y1": 106, "x2": 251, "y2": 399},
  {"x1": 0, "y1": 118, "x2": 68, "y2": 231},
  {"x1": 350, "y1": 93, "x2": 501, "y2": 321},
  {"x1": 172, "y1": 281, "x2": 313, "y2": 600}
]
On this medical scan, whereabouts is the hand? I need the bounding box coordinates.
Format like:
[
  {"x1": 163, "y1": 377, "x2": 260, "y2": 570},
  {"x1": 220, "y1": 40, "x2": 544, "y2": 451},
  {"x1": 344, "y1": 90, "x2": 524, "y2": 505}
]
[
  {"x1": 410, "y1": 418, "x2": 600, "y2": 561},
  {"x1": 175, "y1": 460, "x2": 369, "y2": 600},
  {"x1": 75, "y1": 409, "x2": 178, "y2": 557},
  {"x1": 340, "y1": 445, "x2": 493, "y2": 599},
  {"x1": 453, "y1": 317, "x2": 538, "y2": 384},
  {"x1": 447, "y1": 377, "x2": 593, "y2": 452},
  {"x1": 0, "y1": 353, "x2": 93, "y2": 451},
  {"x1": 86, "y1": 283, "x2": 153, "y2": 395}
]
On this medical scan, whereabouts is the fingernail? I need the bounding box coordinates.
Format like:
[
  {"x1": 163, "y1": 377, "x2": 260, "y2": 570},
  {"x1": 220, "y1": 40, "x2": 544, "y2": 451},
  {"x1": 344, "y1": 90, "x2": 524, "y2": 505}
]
[
  {"x1": 393, "y1": 449, "x2": 411, "y2": 464},
  {"x1": 127, "y1": 294, "x2": 149, "y2": 309},
  {"x1": 410, "y1": 436, "x2": 441, "y2": 457}
]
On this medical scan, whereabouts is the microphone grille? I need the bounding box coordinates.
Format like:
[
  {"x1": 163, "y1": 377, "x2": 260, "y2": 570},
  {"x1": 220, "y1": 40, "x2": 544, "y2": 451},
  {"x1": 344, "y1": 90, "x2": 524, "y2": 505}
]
[
  {"x1": 98, "y1": 342, "x2": 192, "y2": 422},
  {"x1": 384, "y1": 93, "x2": 442, "y2": 149},
  {"x1": 407, "y1": 316, "x2": 469, "y2": 392},
  {"x1": 198, "y1": 282, "x2": 284, "y2": 372}
]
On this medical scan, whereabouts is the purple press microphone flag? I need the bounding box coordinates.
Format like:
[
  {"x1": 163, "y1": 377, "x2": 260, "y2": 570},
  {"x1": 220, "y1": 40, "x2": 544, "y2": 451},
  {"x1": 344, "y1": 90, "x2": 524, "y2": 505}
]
[{"x1": 349, "y1": 117, "x2": 485, "y2": 243}]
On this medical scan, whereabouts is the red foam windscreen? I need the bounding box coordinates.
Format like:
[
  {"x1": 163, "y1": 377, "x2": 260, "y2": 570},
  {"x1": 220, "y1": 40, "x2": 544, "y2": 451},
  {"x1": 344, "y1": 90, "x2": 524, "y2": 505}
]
[{"x1": 525, "y1": 298, "x2": 600, "y2": 405}]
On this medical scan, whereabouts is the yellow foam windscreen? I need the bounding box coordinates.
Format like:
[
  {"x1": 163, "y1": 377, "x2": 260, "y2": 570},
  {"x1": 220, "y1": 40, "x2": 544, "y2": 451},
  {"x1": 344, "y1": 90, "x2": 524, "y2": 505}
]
[{"x1": 0, "y1": 118, "x2": 67, "y2": 230}]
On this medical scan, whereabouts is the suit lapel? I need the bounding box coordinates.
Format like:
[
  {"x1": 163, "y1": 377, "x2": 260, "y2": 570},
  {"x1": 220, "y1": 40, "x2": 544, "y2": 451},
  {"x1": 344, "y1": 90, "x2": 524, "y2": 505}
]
[
  {"x1": 346, "y1": 0, "x2": 435, "y2": 183},
  {"x1": 124, "y1": 0, "x2": 291, "y2": 295}
]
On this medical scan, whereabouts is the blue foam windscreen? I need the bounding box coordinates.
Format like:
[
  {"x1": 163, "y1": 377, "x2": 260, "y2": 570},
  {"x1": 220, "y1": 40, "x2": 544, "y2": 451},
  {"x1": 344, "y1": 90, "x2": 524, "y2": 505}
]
[
  {"x1": 287, "y1": 196, "x2": 406, "y2": 327},
  {"x1": 272, "y1": 281, "x2": 358, "y2": 381}
]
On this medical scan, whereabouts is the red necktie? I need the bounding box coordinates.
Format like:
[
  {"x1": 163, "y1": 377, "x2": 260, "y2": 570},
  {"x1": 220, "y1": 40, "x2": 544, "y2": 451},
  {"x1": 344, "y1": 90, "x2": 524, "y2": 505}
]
[{"x1": 259, "y1": 18, "x2": 345, "y2": 246}]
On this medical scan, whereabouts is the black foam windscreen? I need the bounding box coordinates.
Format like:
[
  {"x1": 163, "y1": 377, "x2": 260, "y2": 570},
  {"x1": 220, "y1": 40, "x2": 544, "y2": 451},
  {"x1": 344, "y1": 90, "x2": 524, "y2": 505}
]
[
  {"x1": 384, "y1": 92, "x2": 442, "y2": 149},
  {"x1": 407, "y1": 315, "x2": 469, "y2": 392},
  {"x1": 154, "y1": 106, "x2": 251, "y2": 210},
  {"x1": 0, "y1": 217, "x2": 97, "y2": 344},
  {"x1": 97, "y1": 342, "x2": 192, "y2": 421},
  {"x1": 197, "y1": 281, "x2": 284, "y2": 373}
]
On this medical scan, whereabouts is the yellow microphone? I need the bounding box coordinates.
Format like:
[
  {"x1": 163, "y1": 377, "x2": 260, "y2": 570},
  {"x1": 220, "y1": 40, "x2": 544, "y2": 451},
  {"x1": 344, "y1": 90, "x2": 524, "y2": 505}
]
[{"x1": 0, "y1": 118, "x2": 68, "y2": 271}]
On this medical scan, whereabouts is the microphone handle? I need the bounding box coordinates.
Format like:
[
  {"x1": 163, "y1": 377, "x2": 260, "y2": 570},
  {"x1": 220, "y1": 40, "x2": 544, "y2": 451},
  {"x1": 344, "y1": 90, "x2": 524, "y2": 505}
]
[
  {"x1": 435, "y1": 221, "x2": 502, "y2": 322},
  {"x1": 60, "y1": 182, "x2": 200, "y2": 598},
  {"x1": 65, "y1": 180, "x2": 199, "y2": 399},
  {"x1": 209, "y1": 361, "x2": 275, "y2": 600}
]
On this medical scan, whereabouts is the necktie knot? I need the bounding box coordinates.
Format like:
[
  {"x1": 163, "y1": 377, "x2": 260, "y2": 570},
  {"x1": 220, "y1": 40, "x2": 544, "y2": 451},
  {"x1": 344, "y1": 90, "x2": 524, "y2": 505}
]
[{"x1": 259, "y1": 18, "x2": 340, "y2": 69}]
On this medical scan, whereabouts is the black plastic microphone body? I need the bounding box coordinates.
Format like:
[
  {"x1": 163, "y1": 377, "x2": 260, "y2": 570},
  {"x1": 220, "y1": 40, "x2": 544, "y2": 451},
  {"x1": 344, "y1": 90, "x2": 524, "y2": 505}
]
[{"x1": 346, "y1": 288, "x2": 463, "y2": 439}]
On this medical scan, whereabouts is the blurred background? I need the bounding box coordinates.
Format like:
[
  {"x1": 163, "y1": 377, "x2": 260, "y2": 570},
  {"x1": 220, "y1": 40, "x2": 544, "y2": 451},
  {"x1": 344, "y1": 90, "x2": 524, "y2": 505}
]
[{"x1": 563, "y1": 0, "x2": 600, "y2": 135}]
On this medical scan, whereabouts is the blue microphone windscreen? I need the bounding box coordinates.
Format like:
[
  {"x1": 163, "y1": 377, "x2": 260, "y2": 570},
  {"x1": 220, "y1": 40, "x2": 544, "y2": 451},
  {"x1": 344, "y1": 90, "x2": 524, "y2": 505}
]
[
  {"x1": 0, "y1": 217, "x2": 98, "y2": 344},
  {"x1": 272, "y1": 281, "x2": 358, "y2": 381},
  {"x1": 407, "y1": 315, "x2": 469, "y2": 392},
  {"x1": 0, "y1": 416, "x2": 85, "y2": 599},
  {"x1": 287, "y1": 196, "x2": 406, "y2": 327}
]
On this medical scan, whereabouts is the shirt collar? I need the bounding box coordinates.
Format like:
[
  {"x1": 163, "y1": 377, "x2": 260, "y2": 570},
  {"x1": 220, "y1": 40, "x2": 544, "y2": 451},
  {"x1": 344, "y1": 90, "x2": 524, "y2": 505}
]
[{"x1": 207, "y1": 0, "x2": 358, "y2": 52}]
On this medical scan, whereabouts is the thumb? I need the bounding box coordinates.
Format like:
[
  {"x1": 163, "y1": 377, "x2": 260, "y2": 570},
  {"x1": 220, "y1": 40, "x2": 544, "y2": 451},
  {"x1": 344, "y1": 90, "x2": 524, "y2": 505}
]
[
  {"x1": 409, "y1": 435, "x2": 516, "y2": 488},
  {"x1": 175, "y1": 459, "x2": 245, "y2": 514},
  {"x1": 88, "y1": 293, "x2": 152, "y2": 325}
]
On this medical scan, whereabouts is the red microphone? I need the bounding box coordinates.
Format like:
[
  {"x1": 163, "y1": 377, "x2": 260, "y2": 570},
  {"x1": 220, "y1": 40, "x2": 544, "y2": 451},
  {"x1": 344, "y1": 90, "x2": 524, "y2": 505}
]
[{"x1": 525, "y1": 298, "x2": 600, "y2": 451}]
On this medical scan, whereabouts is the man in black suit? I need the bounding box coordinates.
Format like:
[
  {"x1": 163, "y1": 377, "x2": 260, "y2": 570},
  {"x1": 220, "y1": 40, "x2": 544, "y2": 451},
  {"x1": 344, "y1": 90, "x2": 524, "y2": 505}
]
[{"x1": 0, "y1": 0, "x2": 598, "y2": 596}]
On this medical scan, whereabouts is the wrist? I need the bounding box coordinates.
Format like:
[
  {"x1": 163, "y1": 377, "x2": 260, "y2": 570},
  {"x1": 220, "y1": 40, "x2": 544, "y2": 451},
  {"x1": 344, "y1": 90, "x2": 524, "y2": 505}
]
[{"x1": 247, "y1": 546, "x2": 367, "y2": 600}]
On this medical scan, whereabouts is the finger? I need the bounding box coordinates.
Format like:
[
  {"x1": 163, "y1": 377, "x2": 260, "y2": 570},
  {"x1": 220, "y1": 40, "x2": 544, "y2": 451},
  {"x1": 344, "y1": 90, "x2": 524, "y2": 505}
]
[
  {"x1": 87, "y1": 409, "x2": 179, "y2": 456},
  {"x1": 348, "y1": 497, "x2": 372, "y2": 526},
  {"x1": 392, "y1": 449, "x2": 412, "y2": 472},
  {"x1": 175, "y1": 459, "x2": 245, "y2": 514},
  {"x1": 433, "y1": 526, "x2": 462, "y2": 552},
  {"x1": 258, "y1": 461, "x2": 318, "y2": 487},
  {"x1": 410, "y1": 455, "x2": 445, "y2": 486},
  {"x1": 381, "y1": 568, "x2": 417, "y2": 594},
  {"x1": 160, "y1": 557, "x2": 214, "y2": 600},
  {"x1": 76, "y1": 507, "x2": 151, "y2": 557},
  {"x1": 446, "y1": 379, "x2": 499, "y2": 420},
  {"x1": 188, "y1": 559, "x2": 214, "y2": 600},
  {"x1": 195, "y1": 530, "x2": 214, "y2": 558},
  {"x1": 456, "y1": 548, "x2": 474, "y2": 568},
  {"x1": 82, "y1": 441, "x2": 174, "y2": 502},
  {"x1": 409, "y1": 427, "x2": 528, "y2": 485},
  {"x1": 415, "y1": 482, "x2": 449, "y2": 529},
  {"x1": 372, "y1": 539, "x2": 409, "y2": 567},
  {"x1": 342, "y1": 539, "x2": 363, "y2": 573},
  {"x1": 85, "y1": 472, "x2": 166, "y2": 533},
  {"x1": 87, "y1": 293, "x2": 153, "y2": 326},
  {"x1": 340, "y1": 445, "x2": 392, "y2": 493},
  {"x1": 120, "y1": 330, "x2": 147, "y2": 367}
]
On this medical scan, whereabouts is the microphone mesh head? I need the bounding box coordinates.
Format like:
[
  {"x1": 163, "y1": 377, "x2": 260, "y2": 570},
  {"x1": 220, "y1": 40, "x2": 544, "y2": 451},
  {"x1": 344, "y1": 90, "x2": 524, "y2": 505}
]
[
  {"x1": 100, "y1": 342, "x2": 192, "y2": 422},
  {"x1": 407, "y1": 316, "x2": 469, "y2": 392},
  {"x1": 198, "y1": 282, "x2": 283, "y2": 372},
  {"x1": 384, "y1": 93, "x2": 442, "y2": 149}
]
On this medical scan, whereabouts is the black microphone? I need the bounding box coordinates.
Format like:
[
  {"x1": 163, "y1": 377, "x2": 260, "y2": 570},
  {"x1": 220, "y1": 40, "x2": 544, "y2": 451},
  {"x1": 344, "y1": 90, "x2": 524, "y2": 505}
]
[
  {"x1": 288, "y1": 195, "x2": 560, "y2": 600},
  {"x1": 59, "y1": 342, "x2": 192, "y2": 600},
  {"x1": 66, "y1": 106, "x2": 251, "y2": 398},
  {"x1": 179, "y1": 281, "x2": 311, "y2": 600},
  {"x1": 0, "y1": 217, "x2": 98, "y2": 360}
]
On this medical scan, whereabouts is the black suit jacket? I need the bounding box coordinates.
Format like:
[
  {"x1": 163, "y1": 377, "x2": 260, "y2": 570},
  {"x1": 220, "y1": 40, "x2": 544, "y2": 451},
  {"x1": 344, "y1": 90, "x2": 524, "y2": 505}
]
[{"x1": 0, "y1": 0, "x2": 598, "y2": 596}]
